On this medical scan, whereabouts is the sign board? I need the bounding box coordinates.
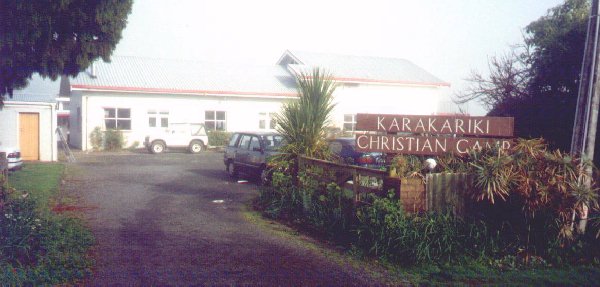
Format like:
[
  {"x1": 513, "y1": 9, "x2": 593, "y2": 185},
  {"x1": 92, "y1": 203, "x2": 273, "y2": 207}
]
[
  {"x1": 355, "y1": 134, "x2": 512, "y2": 155},
  {"x1": 355, "y1": 114, "x2": 514, "y2": 137},
  {"x1": 354, "y1": 113, "x2": 515, "y2": 155}
]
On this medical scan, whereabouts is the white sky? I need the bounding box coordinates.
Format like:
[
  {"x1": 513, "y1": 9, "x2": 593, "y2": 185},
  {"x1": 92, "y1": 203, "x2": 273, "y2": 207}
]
[{"x1": 113, "y1": 0, "x2": 565, "y2": 115}]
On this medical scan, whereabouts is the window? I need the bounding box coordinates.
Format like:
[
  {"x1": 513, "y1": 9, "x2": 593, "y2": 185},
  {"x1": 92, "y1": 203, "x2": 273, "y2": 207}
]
[
  {"x1": 228, "y1": 133, "x2": 240, "y2": 147},
  {"x1": 258, "y1": 112, "x2": 278, "y2": 130},
  {"x1": 104, "y1": 108, "x2": 131, "y2": 130},
  {"x1": 249, "y1": 136, "x2": 260, "y2": 151},
  {"x1": 148, "y1": 110, "x2": 169, "y2": 128},
  {"x1": 205, "y1": 111, "x2": 226, "y2": 131},
  {"x1": 238, "y1": 135, "x2": 252, "y2": 149},
  {"x1": 343, "y1": 114, "x2": 356, "y2": 132}
]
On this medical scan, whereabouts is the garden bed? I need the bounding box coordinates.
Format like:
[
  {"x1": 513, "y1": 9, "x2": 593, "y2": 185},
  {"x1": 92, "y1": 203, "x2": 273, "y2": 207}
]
[{"x1": 255, "y1": 139, "x2": 600, "y2": 285}]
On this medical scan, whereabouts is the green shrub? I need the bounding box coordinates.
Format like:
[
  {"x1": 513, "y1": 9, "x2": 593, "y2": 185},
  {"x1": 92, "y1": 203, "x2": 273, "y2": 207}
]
[
  {"x1": 257, "y1": 138, "x2": 600, "y2": 267},
  {"x1": 207, "y1": 130, "x2": 231, "y2": 147},
  {"x1": 103, "y1": 129, "x2": 125, "y2": 151},
  {"x1": 355, "y1": 192, "x2": 500, "y2": 265},
  {"x1": 89, "y1": 127, "x2": 125, "y2": 151},
  {"x1": 89, "y1": 127, "x2": 103, "y2": 151},
  {"x1": 257, "y1": 167, "x2": 357, "y2": 240},
  {"x1": 256, "y1": 171, "x2": 303, "y2": 220},
  {"x1": 0, "y1": 197, "x2": 42, "y2": 263}
]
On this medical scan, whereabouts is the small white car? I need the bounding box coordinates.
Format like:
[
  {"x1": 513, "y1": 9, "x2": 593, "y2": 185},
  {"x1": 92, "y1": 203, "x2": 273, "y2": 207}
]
[
  {"x1": 144, "y1": 123, "x2": 209, "y2": 154},
  {"x1": 0, "y1": 146, "x2": 23, "y2": 170}
]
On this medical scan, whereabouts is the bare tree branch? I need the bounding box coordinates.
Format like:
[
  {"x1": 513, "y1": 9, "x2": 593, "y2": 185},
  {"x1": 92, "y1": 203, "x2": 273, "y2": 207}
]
[{"x1": 454, "y1": 47, "x2": 531, "y2": 111}]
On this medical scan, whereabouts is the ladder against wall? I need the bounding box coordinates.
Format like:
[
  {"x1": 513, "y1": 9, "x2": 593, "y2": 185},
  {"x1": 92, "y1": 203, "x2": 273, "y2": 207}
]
[{"x1": 56, "y1": 128, "x2": 76, "y2": 163}]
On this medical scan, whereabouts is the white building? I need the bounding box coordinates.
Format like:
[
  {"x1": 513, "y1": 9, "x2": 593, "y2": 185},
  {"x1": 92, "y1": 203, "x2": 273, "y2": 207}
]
[
  {"x1": 63, "y1": 51, "x2": 450, "y2": 150},
  {"x1": 0, "y1": 80, "x2": 58, "y2": 161}
]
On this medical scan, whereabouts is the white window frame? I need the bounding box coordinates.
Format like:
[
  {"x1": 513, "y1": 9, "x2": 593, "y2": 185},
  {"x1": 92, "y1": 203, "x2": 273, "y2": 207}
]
[
  {"x1": 148, "y1": 110, "x2": 169, "y2": 128},
  {"x1": 343, "y1": 114, "x2": 356, "y2": 132},
  {"x1": 205, "y1": 110, "x2": 227, "y2": 131},
  {"x1": 258, "y1": 112, "x2": 278, "y2": 130},
  {"x1": 104, "y1": 108, "x2": 131, "y2": 130}
]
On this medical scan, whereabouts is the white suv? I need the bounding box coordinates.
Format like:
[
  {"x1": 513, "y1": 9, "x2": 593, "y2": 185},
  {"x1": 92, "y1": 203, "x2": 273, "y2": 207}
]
[{"x1": 144, "y1": 123, "x2": 209, "y2": 154}]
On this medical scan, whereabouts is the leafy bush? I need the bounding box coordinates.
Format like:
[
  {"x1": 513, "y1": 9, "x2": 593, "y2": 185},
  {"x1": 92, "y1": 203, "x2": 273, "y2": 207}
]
[
  {"x1": 103, "y1": 129, "x2": 125, "y2": 151},
  {"x1": 0, "y1": 197, "x2": 42, "y2": 263},
  {"x1": 89, "y1": 127, "x2": 103, "y2": 151},
  {"x1": 257, "y1": 165, "x2": 500, "y2": 265},
  {"x1": 257, "y1": 173, "x2": 305, "y2": 221},
  {"x1": 356, "y1": 192, "x2": 500, "y2": 265},
  {"x1": 257, "y1": 166, "x2": 357, "y2": 240},
  {"x1": 207, "y1": 130, "x2": 231, "y2": 147},
  {"x1": 88, "y1": 127, "x2": 125, "y2": 151},
  {"x1": 257, "y1": 137, "x2": 600, "y2": 268}
]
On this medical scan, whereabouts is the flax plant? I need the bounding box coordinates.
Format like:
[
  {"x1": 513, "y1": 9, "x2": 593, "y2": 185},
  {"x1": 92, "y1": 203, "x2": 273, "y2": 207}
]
[{"x1": 272, "y1": 68, "x2": 338, "y2": 179}]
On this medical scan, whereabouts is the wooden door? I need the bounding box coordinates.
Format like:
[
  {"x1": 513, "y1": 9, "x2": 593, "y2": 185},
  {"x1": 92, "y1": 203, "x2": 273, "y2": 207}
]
[{"x1": 19, "y1": 113, "x2": 40, "y2": 161}]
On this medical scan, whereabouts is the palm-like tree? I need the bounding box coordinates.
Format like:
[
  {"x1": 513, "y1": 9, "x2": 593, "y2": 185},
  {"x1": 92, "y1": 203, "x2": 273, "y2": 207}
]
[{"x1": 273, "y1": 68, "x2": 337, "y2": 177}]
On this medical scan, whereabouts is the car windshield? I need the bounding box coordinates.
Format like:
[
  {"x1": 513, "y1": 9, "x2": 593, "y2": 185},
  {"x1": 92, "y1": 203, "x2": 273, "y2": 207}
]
[{"x1": 263, "y1": 135, "x2": 284, "y2": 151}]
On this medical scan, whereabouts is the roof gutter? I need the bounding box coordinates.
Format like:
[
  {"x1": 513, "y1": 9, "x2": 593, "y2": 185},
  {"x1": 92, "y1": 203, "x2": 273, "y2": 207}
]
[{"x1": 70, "y1": 85, "x2": 299, "y2": 99}]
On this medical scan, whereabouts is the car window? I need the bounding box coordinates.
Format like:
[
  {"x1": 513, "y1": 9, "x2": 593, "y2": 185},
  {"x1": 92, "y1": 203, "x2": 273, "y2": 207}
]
[
  {"x1": 263, "y1": 135, "x2": 284, "y2": 151},
  {"x1": 249, "y1": 136, "x2": 261, "y2": 151},
  {"x1": 191, "y1": 124, "x2": 206, "y2": 136},
  {"x1": 228, "y1": 133, "x2": 240, "y2": 147},
  {"x1": 238, "y1": 135, "x2": 252, "y2": 149}
]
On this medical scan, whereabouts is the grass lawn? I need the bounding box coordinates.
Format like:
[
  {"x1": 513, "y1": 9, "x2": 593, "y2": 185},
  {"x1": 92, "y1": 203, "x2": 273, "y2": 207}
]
[
  {"x1": 1, "y1": 162, "x2": 94, "y2": 285},
  {"x1": 8, "y1": 162, "x2": 64, "y2": 209}
]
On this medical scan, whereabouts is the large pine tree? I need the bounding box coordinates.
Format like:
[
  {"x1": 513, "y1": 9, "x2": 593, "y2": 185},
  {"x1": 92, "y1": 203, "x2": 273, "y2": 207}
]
[{"x1": 0, "y1": 0, "x2": 132, "y2": 105}]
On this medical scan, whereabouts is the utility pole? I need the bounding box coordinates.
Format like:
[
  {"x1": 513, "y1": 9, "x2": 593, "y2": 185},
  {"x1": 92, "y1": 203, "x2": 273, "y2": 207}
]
[{"x1": 570, "y1": 0, "x2": 600, "y2": 233}]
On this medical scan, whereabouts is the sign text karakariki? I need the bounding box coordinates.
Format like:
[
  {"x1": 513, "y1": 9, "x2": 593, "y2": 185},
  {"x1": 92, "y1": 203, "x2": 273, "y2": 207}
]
[{"x1": 355, "y1": 114, "x2": 514, "y2": 137}]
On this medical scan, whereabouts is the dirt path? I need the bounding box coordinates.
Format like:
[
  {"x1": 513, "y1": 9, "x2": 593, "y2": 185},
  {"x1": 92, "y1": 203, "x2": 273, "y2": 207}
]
[{"x1": 68, "y1": 151, "x2": 382, "y2": 286}]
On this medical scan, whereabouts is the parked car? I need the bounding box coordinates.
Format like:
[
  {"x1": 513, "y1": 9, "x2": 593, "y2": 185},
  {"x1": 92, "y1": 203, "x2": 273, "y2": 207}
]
[
  {"x1": 328, "y1": 138, "x2": 385, "y2": 168},
  {"x1": 0, "y1": 146, "x2": 23, "y2": 171},
  {"x1": 144, "y1": 123, "x2": 209, "y2": 154},
  {"x1": 224, "y1": 132, "x2": 284, "y2": 183}
]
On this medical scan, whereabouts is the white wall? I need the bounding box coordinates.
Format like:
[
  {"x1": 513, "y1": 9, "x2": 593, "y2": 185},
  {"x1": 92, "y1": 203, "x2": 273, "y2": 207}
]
[
  {"x1": 330, "y1": 83, "x2": 449, "y2": 130},
  {"x1": 71, "y1": 83, "x2": 449, "y2": 150},
  {"x1": 0, "y1": 102, "x2": 57, "y2": 161},
  {"x1": 69, "y1": 91, "x2": 83, "y2": 149},
  {"x1": 75, "y1": 91, "x2": 292, "y2": 150}
]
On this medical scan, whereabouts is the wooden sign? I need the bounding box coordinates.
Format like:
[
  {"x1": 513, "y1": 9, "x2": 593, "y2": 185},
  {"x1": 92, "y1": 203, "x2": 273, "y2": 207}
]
[
  {"x1": 355, "y1": 134, "x2": 513, "y2": 155},
  {"x1": 355, "y1": 114, "x2": 514, "y2": 137},
  {"x1": 354, "y1": 113, "x2": 515, "y2": 155}
]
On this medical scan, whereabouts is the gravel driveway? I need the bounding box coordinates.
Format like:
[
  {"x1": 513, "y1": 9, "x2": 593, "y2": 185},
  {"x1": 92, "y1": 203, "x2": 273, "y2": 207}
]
[{"x1": 69, "y1": 151, "x2": 381, "y2": 286}]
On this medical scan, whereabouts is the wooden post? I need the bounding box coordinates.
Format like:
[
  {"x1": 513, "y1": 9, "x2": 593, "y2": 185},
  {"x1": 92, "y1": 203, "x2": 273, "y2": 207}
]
[{"x1": 0, "y1": 152, "x2": 7, "y2": 188}]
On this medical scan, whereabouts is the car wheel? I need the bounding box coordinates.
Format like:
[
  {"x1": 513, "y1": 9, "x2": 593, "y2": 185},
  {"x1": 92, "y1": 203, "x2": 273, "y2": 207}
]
[
  {"x1": 260, "y1": 168, "x2": 271, "y2": 186},
  {"x1": 227, "y1": 162, "x2": 238, "y2": 178},
  {"x1": 151, "y1": 141, "x2": 165, "y2": 154},
  {"x1": 189, "y1": 141, "x2": 204, "y2": 154}
]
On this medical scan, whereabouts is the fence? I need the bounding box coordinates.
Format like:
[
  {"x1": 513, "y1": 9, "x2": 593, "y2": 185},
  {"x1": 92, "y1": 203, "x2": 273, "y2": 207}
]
[
  {"x1": 426, "y1": 173, "x2": 473, "y2": 217},
  {"x1": 298, "y1": 156, "x2": 474, "y2": 215}
]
